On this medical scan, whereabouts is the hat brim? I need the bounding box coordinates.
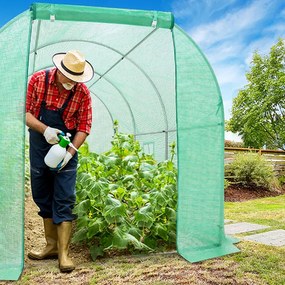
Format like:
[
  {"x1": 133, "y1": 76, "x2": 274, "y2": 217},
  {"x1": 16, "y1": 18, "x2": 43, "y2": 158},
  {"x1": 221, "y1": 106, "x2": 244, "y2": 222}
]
[{"x1": 52, "y1": 53, "x2": 94, "y2": 83}]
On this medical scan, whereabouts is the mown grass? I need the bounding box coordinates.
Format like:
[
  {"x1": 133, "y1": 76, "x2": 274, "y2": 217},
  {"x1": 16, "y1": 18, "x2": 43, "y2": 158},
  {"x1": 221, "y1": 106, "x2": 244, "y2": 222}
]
[
  {"x1": 225, "y1": 194, "x2": 285, "y2": 229},
  {"x1": 224, "y1": 242, "x2": 285, "y2": 285},
  {"x1": 224, "y1": 194, "x2": 285, "y2": 285}
]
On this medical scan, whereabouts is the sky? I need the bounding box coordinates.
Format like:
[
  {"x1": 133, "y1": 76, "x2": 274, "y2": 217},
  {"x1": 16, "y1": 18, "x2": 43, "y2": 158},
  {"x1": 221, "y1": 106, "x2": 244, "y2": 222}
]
[{"x1": 1, "y1": 0, "x2": 285, "y2": 141}]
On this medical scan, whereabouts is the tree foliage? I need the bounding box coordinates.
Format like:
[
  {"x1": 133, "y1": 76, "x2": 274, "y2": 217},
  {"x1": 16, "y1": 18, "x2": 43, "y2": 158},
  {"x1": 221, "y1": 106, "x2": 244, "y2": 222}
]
[{"x1": 227, "y1": 38, "x2": 285, "y2": 150}]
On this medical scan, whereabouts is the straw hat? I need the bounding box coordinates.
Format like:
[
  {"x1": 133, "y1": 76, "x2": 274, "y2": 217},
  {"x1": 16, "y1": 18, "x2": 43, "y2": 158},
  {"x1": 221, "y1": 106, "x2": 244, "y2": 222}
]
[{"x1": 52, "y1": 50, "x2": 94, "y2": 83}]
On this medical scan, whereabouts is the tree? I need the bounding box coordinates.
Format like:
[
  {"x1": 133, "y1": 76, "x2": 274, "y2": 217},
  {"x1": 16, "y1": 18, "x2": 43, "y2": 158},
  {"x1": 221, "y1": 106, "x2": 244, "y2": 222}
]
[{"x1": 226, "y1": 38, "x2": 285, "y2": 150}]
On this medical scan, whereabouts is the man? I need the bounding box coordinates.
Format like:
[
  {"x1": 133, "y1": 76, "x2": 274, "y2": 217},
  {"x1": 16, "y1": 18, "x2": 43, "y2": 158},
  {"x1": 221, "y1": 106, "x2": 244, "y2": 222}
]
[{"x1": 26, "y1": 50, "x2": 94, "y2": 272}]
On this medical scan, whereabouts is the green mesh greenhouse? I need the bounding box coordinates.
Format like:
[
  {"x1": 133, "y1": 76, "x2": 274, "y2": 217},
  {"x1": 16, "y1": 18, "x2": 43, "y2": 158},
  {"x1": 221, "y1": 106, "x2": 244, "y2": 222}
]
[{"x1": 0, "y1": 3, "x2": 239, "y2": 280}]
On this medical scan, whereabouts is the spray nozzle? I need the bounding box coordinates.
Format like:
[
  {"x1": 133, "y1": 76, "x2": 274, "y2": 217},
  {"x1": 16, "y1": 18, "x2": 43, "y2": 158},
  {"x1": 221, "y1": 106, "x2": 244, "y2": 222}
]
[
  {"x1": 57, "y1": 133, "x2": 71, "y2": 148},
  {"x1": 65, "y1": 133, "x2": 78, "y2": 152},
  {"x1": 57, "y1": 132, "x2": 78, "y2": 152},
  {"x1": 68, "y1": 142, "x2": 78, "y2": 152}
]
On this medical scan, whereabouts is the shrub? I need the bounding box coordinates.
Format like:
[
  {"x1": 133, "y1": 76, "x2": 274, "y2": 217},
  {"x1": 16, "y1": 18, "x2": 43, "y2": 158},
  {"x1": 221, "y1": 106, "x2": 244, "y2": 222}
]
[
  {"x1": 224, "y1": 140, "x2": 245, "y2": 148},
  {"x1": 73, "y1": 121, "x2": 177, "y2": 260},
  {"x1": 228, "y1": 152, "x2": 279, "y2": 191},
  {"x1": 224, "y1": 179, "x2": 230, "y2": 190},
  {"x1": 278, "y1": 175, "x2": 285, "y2": 186}
]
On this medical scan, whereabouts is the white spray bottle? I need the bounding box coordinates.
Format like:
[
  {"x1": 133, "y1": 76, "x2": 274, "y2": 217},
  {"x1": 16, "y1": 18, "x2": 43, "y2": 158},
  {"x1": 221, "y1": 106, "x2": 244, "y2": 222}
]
[{"x1": 44, "y1": 133, "x2": 76, "y2": 169}]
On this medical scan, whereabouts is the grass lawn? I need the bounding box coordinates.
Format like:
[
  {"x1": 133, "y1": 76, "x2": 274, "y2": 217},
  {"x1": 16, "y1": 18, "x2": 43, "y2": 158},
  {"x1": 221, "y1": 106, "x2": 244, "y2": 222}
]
[
  {"x1": 225, "y1": 194, "x2": 285, "y2": 230},
  {"x1": 224, "y1": 194, "x2": 285, "y2": 285}
]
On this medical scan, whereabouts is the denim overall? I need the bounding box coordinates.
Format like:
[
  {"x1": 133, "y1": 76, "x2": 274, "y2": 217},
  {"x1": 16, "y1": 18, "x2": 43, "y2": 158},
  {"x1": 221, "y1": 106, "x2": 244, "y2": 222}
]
[{"x1": 29, "y1": 70, "x2": 78, "y2": 224}]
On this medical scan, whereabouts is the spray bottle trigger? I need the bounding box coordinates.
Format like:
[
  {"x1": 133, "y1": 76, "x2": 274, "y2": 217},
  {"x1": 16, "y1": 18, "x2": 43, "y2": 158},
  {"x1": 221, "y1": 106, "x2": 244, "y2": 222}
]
[{"x1": 57, "y1": 132, "x2": 65, "y2": 141}]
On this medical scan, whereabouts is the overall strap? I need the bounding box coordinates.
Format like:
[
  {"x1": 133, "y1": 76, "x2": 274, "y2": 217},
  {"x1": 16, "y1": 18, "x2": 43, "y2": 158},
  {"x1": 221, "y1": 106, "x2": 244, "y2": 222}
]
[
  {"x1": 59, "y1": 86, "x2": 76, "y2": 116},
  {"x1": 42, "y1": 68, "x2": 75, "y2": 115},
  {"x1": 41, "y1": 69, "x2": 50, "y2": 107}
]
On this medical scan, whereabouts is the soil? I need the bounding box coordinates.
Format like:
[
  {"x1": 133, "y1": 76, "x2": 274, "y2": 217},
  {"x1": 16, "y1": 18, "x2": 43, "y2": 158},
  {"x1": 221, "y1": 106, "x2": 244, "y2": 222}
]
[
  {"x1": 224, "y1": 184, "x2": 285, "y2": 202},
  {"x1": 24, "y1": 190, "x2": 92, "y2": 264},
  {"x1": 1, "y1": 185, "x2": 284, "y2": 284}
]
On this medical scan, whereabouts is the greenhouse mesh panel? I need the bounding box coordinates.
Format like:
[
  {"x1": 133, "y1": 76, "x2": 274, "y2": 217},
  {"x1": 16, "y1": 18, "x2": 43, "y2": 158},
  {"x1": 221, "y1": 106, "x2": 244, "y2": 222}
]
[
  {"x1": 0, "y1": 11, "x2": 30, "y2": 280},
  {"x1": 173, "y1": 25, "x2": 239, "y2": 262}
]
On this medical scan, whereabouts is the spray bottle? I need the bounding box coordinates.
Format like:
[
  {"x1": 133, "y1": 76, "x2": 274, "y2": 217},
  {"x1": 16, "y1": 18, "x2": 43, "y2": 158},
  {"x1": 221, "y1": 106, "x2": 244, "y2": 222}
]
[{"x1": 44, "y1": 133, "x2": 78, "y2": 169}]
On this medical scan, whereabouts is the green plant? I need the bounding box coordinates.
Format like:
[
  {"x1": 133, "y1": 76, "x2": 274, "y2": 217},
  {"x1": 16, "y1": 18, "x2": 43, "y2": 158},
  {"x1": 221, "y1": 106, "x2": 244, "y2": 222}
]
[
  {"x1": 224, "y1": 179, "x2": 230, "y2": 190},
  {"x1": 228, "y1": 152, "x2": 279, "y2": 191},
  {"x1": 73, "y1": 121, "x2": 177, "y2": 260},
  {"x1": 278, "y1": 175, "x2": 285, "y2": 186}
]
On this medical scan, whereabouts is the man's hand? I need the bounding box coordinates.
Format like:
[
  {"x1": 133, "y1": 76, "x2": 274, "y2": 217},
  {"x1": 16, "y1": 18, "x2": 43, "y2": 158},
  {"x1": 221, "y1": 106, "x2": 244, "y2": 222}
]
[
  {"x1": 43, "y1": 127, "x2": 62, "y2": 144},
  {"x1": 58, "y1": 152, "x2": 73, "y2": 171}
]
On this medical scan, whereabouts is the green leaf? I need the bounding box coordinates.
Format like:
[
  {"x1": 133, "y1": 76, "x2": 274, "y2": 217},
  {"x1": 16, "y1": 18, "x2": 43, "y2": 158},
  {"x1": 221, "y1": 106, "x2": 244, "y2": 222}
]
[
  {"x1": 111, "y1": 228, "x2": 129, "y2": 249},
  {"x1": 76, "y1": 215, "x2": 90, "y2": 228},
  {"x1": 109, "y1": 183, "x2": 118, "y2": 191},
  {"x1": 123, "y1": 233, "x2": 152, "y2": 251},
  {"x1": 140, "y1": 162, "x2": 155, "y2": 172},
  {"x1": 90, "y1": 245, "x2": 104, "y2": 261},
  {"x1": 141, "y1": 193, "x2": 150, "y2": 200},
  {"x1": 153, "y1": 223, "x2": 169, "y2": 241},
  {"x1": 112, "y1": 186, "x2": 127, "y2": 200},
  {"x1": 87, "y1": 180, "x2": 109, "y2": 199},
  {"x1": 128, "y1": 226, "x2": 142, "y2": 240},
  {"x1": 123, "y1": 155, "x2": 138, "y2": 163},
  {"x1": 130, "y1": 191, "x2": 139, "y2": 200},
  {"x1": 78, "y1": 142, "x2": 90, "y2": 156},
  {"x1": 144, "y1": 236, "x2": 157, "y2": 249},
  {"x1": 104, "y1": 204, "x2": 126, "y2": 218},
  {"x1": 134, "y1": 196, "x2": 146, "y2": 208},
  {"x1": 135, "y1": 205, "x2": 154, "y2": 227},
  {"x1": 150, "y1": 190, "x2": 168, "y2": 207},
  {"x1": 75, "y1": 199, "x2": 91, "y2": 214},
  {"x1": 100, "y1": 154, "x2": 121, "y2": 167},
  {"x1": 165, "y1": 207, "x2": 176, "y2": 221},
  {"x1": 139, "y1": 170, "x2": 153, "y2": 180},
  {"x1": 111, "y1": 227, "x2": 152, "y2": 251},
  {"x1": 72, "y1": 227, "x2": 88, "y2": 243},
  {"x1": 103, "y1": 195, "x2": 126, "y2": 219},
  {"x1": 122, "y1": 175, "x2": 135, "y2": 183},
  {"x1": 125, "y1": 161, "x2": 137, "y2": 171},
  {"x1": 87, "y1": 218, "x2": 107, "y2": 239},
  {"x1": 105, "y1": 195, "x2": 121, "y2": 207},
  {"x1": 77, "y1": 172, "x2": 93, "y2": 186}
]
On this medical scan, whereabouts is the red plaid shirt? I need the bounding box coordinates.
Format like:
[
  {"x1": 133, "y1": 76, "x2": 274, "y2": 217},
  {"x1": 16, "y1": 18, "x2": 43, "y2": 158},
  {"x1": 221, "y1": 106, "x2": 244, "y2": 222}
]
[{"x1": 26, "y1": 68, "x2": 92, "y2": 134}]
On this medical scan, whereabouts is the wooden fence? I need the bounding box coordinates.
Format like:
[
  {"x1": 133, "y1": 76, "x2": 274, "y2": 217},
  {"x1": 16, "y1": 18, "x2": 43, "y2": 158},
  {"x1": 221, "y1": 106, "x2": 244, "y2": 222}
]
[{"x1": 225, "y1": 147, "x2": 285, "y2": 177}]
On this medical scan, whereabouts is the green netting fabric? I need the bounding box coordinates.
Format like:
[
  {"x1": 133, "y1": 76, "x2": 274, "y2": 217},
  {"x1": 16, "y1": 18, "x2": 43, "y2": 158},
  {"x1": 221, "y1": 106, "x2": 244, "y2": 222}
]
[
  {"x1": 173, "y1": 26, "x2": 239, "y2": 262},
  {"x1": 0, "y1": 3, "x2": 239, "y2": 280},
  {"x1": 0, "y1": 11, "x2": 31, "y2": 280},
  {"x1": 28, "y1": 5, "x2": 176, "y2": 161}
]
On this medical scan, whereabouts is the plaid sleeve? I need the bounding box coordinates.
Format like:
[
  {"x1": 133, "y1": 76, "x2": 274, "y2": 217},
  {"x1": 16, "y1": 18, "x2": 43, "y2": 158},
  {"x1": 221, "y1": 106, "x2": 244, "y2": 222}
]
[
  {"x1": 76, "y1": 89, "x2": 92, "y2": 134},
  {"x1": 26, "y1": 70, "x2": 45, "y2": 117},
  {"x1": 26, "y1": 74, "x2": 37, "y2": 113}
]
